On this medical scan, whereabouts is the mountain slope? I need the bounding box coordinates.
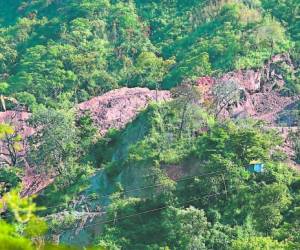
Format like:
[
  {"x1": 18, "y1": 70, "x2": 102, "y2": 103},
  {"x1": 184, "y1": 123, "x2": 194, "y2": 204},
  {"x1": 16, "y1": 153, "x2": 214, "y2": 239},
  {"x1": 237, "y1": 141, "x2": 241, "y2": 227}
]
[
  {"x1": 0, "y1": 1, "x2": 299, "y2": 249},
  {"x1": 0, "y1": 0, "x2": 299, "y2": 107}
]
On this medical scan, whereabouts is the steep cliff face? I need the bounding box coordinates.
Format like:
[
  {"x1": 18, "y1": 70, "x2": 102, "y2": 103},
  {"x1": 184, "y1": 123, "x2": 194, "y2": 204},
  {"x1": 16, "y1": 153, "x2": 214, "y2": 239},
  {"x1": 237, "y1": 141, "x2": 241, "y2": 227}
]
[{"x1": 230, "y1": 54, "x2": 299, "y2": 124}]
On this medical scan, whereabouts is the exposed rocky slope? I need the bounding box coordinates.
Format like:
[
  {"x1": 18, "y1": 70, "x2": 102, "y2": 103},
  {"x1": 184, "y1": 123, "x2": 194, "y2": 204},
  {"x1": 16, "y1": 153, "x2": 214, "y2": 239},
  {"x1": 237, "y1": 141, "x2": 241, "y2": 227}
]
[
  {"x1": 0, "y1": 88, "x2": 171, "y2": 196},
  {"x1": 0, "y1": 55, "x2": 299, "y2": 198},
  {"x1": 197, "y1": 54, "x2": 300, "y2": 125},
  {"x1": 196, "y1": 54, "x2": 300, "y2": 170},
  {"x1": 1, "y1": 55, "x2": 299, "y2": 246},
  {"x1": 77, "y1": 87, "x2": 171, "y2": 135},
  {"x1": 0, "y1": 88, "x2": 171, "y2": 137}
]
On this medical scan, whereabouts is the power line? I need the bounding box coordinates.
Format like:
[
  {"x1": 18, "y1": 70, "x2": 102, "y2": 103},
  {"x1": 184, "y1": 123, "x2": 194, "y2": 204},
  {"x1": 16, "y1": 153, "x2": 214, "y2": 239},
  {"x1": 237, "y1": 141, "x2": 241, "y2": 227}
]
[
  {"x1": 43, "y1": 169, "x2": 227, "y2": 211},
  {"x1": 42, "y1": 172, "x2": 164, "y2": 210},
  {"x1": 1, "y1": 174, "x2": 285, "y2": 232},
  {"x1": 64, "y1": 174, "x2": 282, "y2": 230},
  {"x1": 73, "y1": 191, "x2": 226, "y2": 229},
  {"x1": 0, "y1": 170, "x2": 226, "y2": 220},
  {"x1": 47, "y1": 175, "x2": 278, "y2": 230}
]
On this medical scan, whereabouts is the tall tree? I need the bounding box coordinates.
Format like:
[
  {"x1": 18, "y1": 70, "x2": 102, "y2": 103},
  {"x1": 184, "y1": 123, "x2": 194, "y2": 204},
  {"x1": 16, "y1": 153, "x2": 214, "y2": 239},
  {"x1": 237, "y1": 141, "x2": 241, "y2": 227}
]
[{"x1": 27, "y1": 108, "x2": 78, "y2": 180}]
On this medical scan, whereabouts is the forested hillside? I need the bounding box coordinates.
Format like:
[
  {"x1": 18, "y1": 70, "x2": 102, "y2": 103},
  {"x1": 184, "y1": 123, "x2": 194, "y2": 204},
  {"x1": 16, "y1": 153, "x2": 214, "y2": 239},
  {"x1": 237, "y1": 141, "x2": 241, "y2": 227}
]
[{"x1": 0, "y1": 0, "x2": 300, "y2": 249}]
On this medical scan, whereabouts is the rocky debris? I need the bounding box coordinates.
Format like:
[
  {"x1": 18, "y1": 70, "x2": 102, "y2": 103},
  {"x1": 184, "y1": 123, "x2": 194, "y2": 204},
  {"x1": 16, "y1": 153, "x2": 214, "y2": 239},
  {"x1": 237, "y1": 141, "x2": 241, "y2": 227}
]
[
  {"x1": 217, "y1": 54, "x2": 293, "y2": 94},
  {"x1": 197, "y1": 53, "x2": 300, "y2": 125},
  {"x1": 196, "y1": 54, "x2": 300, "y2": 170},
  {"x1": 220, "y1": 69, "x2": 261, "y2": 93},
  {"x1": 21, "y1": 168, "x2": 55, "y2": 197},
  {"x1": 0, "y1": 111, "x2": 33, "y2": 166},
  {"x1": 232, "y1": 91, "x2": 300, "y2": 124},
  {"x1": 77, "y1": 87, "x2": 171, "y2": 135},
  {"x1": 0, "y1": 87, "x2": 171, "y2": 196},
  {"x1": 0, "y1": 110, "x2": 33, "y2": 137},
  {"x1": 0, "y1": 111, "x2": 54, "y2": 197},
  {"x1": 164, "y1": 164, "x2": 185, "y2": 181},
  {"x1": 1, "y1": 55, "x2": 299, "y2": 196},
  {"x1": 271, "y1": 127, "x2": 300, "y2": 171}
]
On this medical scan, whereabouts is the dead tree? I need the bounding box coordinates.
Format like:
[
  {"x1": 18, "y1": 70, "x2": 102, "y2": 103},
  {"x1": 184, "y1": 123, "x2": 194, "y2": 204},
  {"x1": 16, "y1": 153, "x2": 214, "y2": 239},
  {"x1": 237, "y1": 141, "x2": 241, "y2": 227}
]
[
  {"x1": 0, "y1": 125, "x2": 23, "y2": 167},
  {"x1": 212, "y1": 79, "x2": 242, "y2": 118}
]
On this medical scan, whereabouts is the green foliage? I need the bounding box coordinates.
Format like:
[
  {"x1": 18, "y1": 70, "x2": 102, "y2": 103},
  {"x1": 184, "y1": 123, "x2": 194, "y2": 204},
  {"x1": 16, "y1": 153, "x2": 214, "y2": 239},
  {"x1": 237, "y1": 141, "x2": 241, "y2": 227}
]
[
  {"x1": 290, "y1": 125, "x2": 300, "y2": 163},
  {"x1": 95, "y1": 113, "x2": 299, "y2": 249},
  {"x1": 212, "y1": 79, "x2": 242, "y2": 116},
  {"x1": 161, "y1": 206, "x2": 210, "y2": 249},
  {"x1": 0, "y1": 123, "x2": 15, "y2": 137},
  {"x1": 0, "y1": 221, "x2": 33, "y2": 250},
  {"x1": 0, "y1": 0, "x2": 297, "y2": 103},
  {"x1": 232, "y1": 236, "x2": 286, "y2": 250},
  {"x1": 2, "y1": 188, "x2": 43, "y2": 224},
  {"x1": 261, "y1": 0, "x2": 300, "y2": 41},
  {"x1": 0, "y1": 167, "x2": 21, "y2": 195},
  {"x1": 0, "y1": 0, "x2": 299, "y2": 249},
  {"x1": 76, "y1": 111, "x2": 99, "y2": 163},
  {"x1": 253, "y1": 184, "x2": 292, "y2": 232},
  {"x1": 0, "y1": 123, "x2": 23, "y2": 167},
  {"x1": 0, "y1": 124, "x2": 23, "y2": 192},
  {"x1": 27, "y1": 106, "x2": 96, "y2": 192},
  {"x1": 105, "y1": 99, "x2": 213, "y2": 178},
  {"x1": 0, "y1": 189, "x2": 95, "y2": 250},
  {"x1": 0, "y1": 82, "x2": 9, "y2": 93},
  {"x1": 0, "y1": 188, "x2": 48, "y2": 249},
  {"x1": 127, "y1": 52, "x2": 175, "y2": 88},
  {"x1": 14, "y1": 92, "x2": 37, "y2": 111},
  {"x1": 28, "y1": 107, "x2": 78, "y2": 177},
  {"x1": 194, "y1": 121, "x2": 280, "y2": 165}
]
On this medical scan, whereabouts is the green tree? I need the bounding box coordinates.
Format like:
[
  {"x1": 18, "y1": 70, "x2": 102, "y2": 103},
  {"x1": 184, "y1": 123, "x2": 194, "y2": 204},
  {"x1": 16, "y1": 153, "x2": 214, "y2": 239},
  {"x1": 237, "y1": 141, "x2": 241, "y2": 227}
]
[
  {"x1": 0, "y1": 189, "x2": 47, "y2": 250},
  {"x1": 232, "y1": 236, "x2": 286, "y2": 250},
  {"x1": 0, "y1": 221, "x2": 33, "y2": 250},
  {"x1": 27, "y1": 108, "x2": 78, "y2": 181},
  {"x1": 162, "y1": 206, "x2": 209, "y2": 249},
  {"x1": 253, "y1": 184, "x2": 292, "y2": 232},
  {"x1": 170, "y1": 83, "x2": 202, "y2": 137},
  {"x1": 195, "y1": 121, "x2": 280, "y2": 166},
  {"x1": 128, "y1": 52, "x2": 174, "y2": 89},
  {"x1": 9, "y1": 44, "x2": 77, "y2": 105}
]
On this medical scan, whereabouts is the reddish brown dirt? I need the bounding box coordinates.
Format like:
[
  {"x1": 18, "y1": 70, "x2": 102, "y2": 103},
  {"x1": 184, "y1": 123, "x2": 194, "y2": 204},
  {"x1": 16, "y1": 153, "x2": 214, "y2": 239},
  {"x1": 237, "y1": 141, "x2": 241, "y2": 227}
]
[
  {"x1": 77, "y1": 87, "x2": 171, "y2": 135},
  {"x1": 196, "y1": 53, "x2": 300, "y2": 170},
  {"x1": 0, "y1": 88, "x2": 171, "y2": 196},
  {"x1": 196, "y1": 54, "x2": 300, "y2": 126},
  {"x1": 1, "y1": 54, "x2": 299, "y2": 196},
  {"x1": 0, "y1": 111, "x2": 54, "y2": 197}
]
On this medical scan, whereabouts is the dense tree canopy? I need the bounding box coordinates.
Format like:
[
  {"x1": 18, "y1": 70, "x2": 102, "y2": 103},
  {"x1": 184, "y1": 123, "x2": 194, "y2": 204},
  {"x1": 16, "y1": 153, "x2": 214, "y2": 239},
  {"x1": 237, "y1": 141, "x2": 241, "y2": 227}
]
[
  {"x1": 0, "y1": 0, "x2": 299, "y2": 249},
  {"x1": 0, "y1": 0, "x2": 299, "y2": 106}
]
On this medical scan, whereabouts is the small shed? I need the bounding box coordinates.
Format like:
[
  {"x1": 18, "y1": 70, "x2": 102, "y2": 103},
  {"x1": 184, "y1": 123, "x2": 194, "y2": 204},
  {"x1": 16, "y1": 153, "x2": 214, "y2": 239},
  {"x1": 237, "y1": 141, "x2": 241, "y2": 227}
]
[{"x1": 247, "y1": 161, "x2": 264, "y2": 173}]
